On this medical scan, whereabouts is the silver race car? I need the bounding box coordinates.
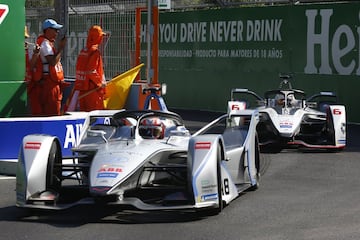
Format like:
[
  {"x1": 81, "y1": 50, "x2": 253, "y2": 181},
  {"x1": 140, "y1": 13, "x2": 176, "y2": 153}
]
[
  {"x1": 16, "y1": 108, "x2": 260, "y2": 214},
  {"x1": 229, "y1": 76, "x2": 346, "y2": 152}
]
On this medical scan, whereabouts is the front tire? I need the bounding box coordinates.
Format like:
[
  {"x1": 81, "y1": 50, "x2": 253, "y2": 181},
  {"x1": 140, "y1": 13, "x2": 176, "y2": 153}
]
[
  {"x1": 46, "y1": 140, "x2": 62, "y2": 192},
  {"x1": 201, "y1": 145, "x2": 224, "y2": 216},
  {"x1": 248, "y1": 136, "x2": 260, "y2": 191},
  {"x1": 326, "y1": 108, "x2": 336, "y2": 145},
  {"x1": 212, "y1": 145, "x2": 224, "y2": 215}
]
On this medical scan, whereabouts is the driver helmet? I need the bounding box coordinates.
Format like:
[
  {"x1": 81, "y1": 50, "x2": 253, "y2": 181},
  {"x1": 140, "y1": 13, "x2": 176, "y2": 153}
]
[
  {"x1": 287, "y1": 93, "x2": 296, "y2": 106},
  {"x1": 139, "y1": 117, "x2": 165, "y2": 139},
  {"x1": 275, "y1": 94, "x2": 285, "y2": 107}
]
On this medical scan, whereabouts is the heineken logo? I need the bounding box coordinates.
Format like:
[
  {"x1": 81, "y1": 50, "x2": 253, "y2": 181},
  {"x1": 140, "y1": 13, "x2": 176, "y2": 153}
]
[{"x1": 0, "y1": 4, "x2": 9, "y2": 25}]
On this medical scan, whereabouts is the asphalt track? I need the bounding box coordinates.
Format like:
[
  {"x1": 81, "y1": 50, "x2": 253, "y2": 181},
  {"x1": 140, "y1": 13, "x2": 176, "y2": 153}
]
[{"x1": 0, "y1": 109, "x2": 359, "y2": 240}]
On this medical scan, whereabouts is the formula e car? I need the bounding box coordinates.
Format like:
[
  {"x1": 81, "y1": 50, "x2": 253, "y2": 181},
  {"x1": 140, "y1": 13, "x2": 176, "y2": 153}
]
[
  {"x1": 229, "y1": 76, "x2": 346, "y2": 152},
  {"x1": 16, "y1": 108, "x2": 260, "y2": 214}
]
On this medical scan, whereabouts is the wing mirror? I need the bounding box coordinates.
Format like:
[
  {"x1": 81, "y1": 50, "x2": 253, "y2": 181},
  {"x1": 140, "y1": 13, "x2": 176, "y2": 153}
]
[{"x1": 87, "y1": 130, "x2": 108, "y2": 143}]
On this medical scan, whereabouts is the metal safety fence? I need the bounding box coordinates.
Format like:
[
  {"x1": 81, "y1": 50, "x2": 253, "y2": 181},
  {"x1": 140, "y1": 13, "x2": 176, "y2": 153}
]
[{"x1": 26, "y1": 0, "x2": 147, "y2": 80}]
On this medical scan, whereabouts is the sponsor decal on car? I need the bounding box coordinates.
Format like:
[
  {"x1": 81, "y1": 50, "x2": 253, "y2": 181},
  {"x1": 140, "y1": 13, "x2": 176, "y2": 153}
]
[
  {"x1": 98, "y1": 167, "x2": 123, "y2": 173},
  {"x1": 201, "y1": 184, "x2": 217, "y2": 193},
  {"x1": 96, "y1": 166, "x2": 123, "y2": 178},
  {"x1": 24, "y1": 142, "x2": 41, "y2": 150},
  {"x1": 201, "y1": 193, "x2": 218, "y2": 201},
  {"x1": 201, "y1": 180, "x2": 217, "y2": 194},
  {"x1": 97, "y1": 172, "x2": 119, "y2": 178},
  {"x1": 195, "y1": 142, "x2": 211, "y2": 149},
  {"x1": 279, "y1": 119, "x2": 293, "y2": 129}
]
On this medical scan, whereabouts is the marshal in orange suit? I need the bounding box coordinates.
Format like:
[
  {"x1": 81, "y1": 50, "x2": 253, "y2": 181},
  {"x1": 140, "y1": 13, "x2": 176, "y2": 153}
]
[{"x1": 74, "y1": 25, "x2": 107, "y2": 111}]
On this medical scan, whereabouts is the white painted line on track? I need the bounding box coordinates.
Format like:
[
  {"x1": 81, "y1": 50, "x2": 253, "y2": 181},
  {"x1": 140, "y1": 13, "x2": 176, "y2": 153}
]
[{"x1": 0, "y1": 175, "x2": 15, "y2": 180}]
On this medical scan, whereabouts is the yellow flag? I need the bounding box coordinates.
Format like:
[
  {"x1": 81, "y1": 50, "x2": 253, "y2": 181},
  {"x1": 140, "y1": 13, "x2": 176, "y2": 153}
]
[{"x1": 103, "y1": 63, "x2": 144, "y2": 109}]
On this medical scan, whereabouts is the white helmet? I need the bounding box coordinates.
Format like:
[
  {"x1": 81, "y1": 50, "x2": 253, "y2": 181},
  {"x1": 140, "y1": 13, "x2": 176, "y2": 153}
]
[{"x1": 139, "y1": 117, "x2": 165, "y2": 139}]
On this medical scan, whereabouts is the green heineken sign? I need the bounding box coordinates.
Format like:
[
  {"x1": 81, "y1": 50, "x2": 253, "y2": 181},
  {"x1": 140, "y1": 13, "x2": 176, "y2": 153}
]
[{"x1": 139, "y1": 3, "x2": 360, "y2": 122}]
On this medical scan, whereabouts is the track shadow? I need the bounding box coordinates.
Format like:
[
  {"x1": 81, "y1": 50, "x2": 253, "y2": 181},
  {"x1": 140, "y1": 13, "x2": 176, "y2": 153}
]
[
  {"x1": 345, "y1": 124, "x2": 360, "y2": 152},
  {"x1": 0, "y1": 204, "x2": 213, "y2": 226}
]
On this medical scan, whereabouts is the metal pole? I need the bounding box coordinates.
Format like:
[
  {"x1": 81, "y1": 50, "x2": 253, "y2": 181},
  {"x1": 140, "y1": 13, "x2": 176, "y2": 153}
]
[
  {"x1": 146, "y1": 0, "x2": 153, "y2": 84},
  {"x1": 54, "y1": 0, "x2": 68, "y2": 75}
]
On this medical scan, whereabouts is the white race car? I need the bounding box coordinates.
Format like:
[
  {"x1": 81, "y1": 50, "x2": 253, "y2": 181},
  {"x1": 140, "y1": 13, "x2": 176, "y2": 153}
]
[
  {"x1": 16, "y1": 108, "x2": 260, "y2": 214},
  {"x1": 230, "y1": 76, "x2": 346, "y2": 152}
]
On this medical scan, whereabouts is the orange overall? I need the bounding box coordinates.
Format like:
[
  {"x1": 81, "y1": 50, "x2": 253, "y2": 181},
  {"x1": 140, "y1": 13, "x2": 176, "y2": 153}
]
[
  {"x1": 33, "y1": 35, "x2": 65, "y2": 116},
  {"x1": 74, "y1": 25, "x2": 106, "y2": 111}
]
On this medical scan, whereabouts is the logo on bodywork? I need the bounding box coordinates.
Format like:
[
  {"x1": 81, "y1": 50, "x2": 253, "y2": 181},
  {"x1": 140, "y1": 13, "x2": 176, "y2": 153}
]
[
  {"x1": 96, "y1": 166, "x2": 123, "y2": 178},
  {"x1": 279, "y1": 119, "x2": 293, "y2": 129},
  {"x1": 98, "y1": 167, "x2": 123, "y2": 173}
]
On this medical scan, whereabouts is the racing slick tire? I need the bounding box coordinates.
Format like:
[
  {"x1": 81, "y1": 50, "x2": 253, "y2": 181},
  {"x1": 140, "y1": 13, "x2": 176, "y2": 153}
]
[
  {"x1": 248, "y1": 136, "x2": 260, "y2": 191},
  {"x1": 215, "y1": 147, "x2": 224, "y2": 214},
  {"x1": 206, "y1": 145, "x2": 224, "y2": 216},
  {"x1": 46, "y1": 140, "x2": 62, "y2": 193},
  {"x1": 326, "y1": 108, "x2": 336, "y2": 147},
  {"x1": 260, "y1": 143, "x2": 282, "y2": 153}
]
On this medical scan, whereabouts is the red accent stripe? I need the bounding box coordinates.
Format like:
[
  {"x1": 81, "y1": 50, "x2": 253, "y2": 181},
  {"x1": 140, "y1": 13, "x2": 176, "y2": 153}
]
[
  {"x1": 288, "y1": 141, "x2": 345, "y2": 149},
  {"x1": 91, "y1": 187, "x2": 111, "y2": 192},
  {"x1": 195, "y1": 142, "x2": 211, "y2": 149},
  {"x1": 24, "y1": 142, "x2": 42, "y2": 150}
]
